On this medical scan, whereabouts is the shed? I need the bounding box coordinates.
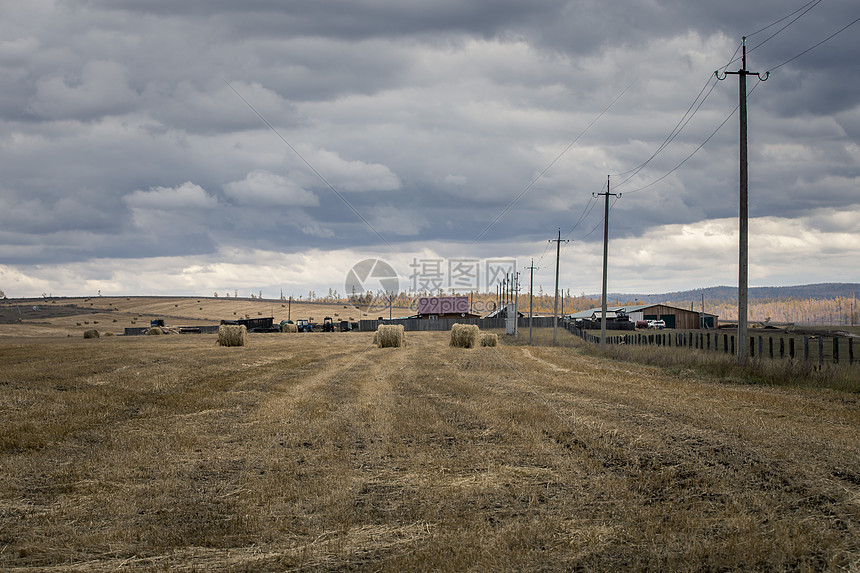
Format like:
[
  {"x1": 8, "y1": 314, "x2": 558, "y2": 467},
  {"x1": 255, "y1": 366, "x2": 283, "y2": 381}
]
[{"x1": 569, "y1": 304, "x2": 717, "y2": 330}]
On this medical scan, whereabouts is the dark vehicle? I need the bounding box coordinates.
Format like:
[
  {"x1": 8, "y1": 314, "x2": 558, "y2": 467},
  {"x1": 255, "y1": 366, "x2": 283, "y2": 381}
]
[
  {"x1": 340, "y1": 320, "x2": 353, "y2": 332},
  {"x1": 294, "y1": 319, "x2": 314, "y2": 333},
  {"x1": 322, "y1": 317, "x2": 335, "y2": 332}
]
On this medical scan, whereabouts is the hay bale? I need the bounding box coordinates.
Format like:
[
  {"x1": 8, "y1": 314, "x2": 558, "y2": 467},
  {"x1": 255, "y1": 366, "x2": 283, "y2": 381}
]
[
  {"x1": 450, "y1": 323, "x2": 480, "y2": 348},
  {"x1": 83, "y1": 329, "x2": 99, "y2": 339},
  {"x1": 104, "y1": 332, "x2": 116, "y2": 337},
  {"x1": 147, "y1": 327, "x2": 163, "y2": 335},
  {"x1": 281, "y1": 322, "x2": 298, "y2": 333},
  {"x1": 376, "y1": 324, "x2": 405, "y2": 348},
  {"x1": 481, "y1": 333, "x2": 498, "y2": 347},
  {"x1": 218, "y1": 324, "x2": 247, "y2": 347}
]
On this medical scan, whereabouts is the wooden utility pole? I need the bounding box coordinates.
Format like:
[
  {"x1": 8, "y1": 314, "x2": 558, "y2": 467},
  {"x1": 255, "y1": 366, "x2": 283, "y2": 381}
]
[
  {"x1": 717, "y1": 38, "x2": 768, "y2": 363},
  {"x1": 527, "y1": 259, "x2": 538, "y2": 345},
  {"x1": 550, "y1": 229, "x2": 569, "y2": 345},
  {"x1": 514, "y1": 271, "x2": 520, "y2": 336},
  {"x1": 595, "y1": 176, "x2": 620, "y2": 351}
]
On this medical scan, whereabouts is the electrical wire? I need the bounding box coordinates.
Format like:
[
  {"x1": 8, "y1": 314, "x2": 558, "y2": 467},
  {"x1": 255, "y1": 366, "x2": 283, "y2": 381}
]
[
  {"x1": 765, "y1": 14, "x2": 860, "y2": 73},
  {"x1": 748, "y1": 0, "x2": 824, "y2": 55},
  {"x1": 747, "y1": 0, "x2": 821, "y2": 38},
  {"x1": 225, "y1": 81, "x2": 392, "y2": 248},
  {"x1": 612, "y1": 75, "x2": 720, "y2": 189},
  {"x1": 614, "y1": 1, "x2": 825, "y2": 186},
  {"x1": 472, "y1": 82, "x2": 634, "y2": 244},
  {"x1": 562, "y1": 183, "x2": 603, "y2": 240}
]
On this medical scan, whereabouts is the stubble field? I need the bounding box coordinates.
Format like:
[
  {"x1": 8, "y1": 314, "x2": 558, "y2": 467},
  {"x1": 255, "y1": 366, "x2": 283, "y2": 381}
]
[{"x1": 1, "y1": 329, "x2": 859, "y2": 571}]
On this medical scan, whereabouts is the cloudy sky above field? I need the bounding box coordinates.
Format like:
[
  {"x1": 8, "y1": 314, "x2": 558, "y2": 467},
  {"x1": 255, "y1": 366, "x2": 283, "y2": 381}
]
[{"x1": 1, "y1": 0, "x2": 858, "y2": 299}]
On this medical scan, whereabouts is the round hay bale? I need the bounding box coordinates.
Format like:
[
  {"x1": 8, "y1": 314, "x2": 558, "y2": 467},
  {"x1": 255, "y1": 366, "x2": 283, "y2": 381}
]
[
  {"x1": 450, "y1": 323, "x2": 480, "y2": 348},
  {"x1": 281, "y1": 322, "x2": 298, "y2": 333},
  {"x1": 83, "y1": 329, "x2": 100, "y2": 339},
  {"x1": 103, "y1": 332, "x2": 116, "y2": 337},
  {"x1": 218, "y1": 324, "x2": 247, "y2": 347},
  {"x1": 147, "y1": 327, "x2": 163, "y2": 335},
  {"x1": 480, "y1": 333, "x2": 498, "y2": 347},
  {"x1": 376, "y1": 324, "x2": 405, "y2": 348}
]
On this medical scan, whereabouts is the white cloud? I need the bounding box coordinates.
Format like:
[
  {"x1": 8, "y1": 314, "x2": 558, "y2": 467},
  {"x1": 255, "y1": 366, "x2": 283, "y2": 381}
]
[
  {"x1": 125, "y1": 182, "x2": 218, "y2": 211},
  {"x1": 303, "y1": 148, "x2": 401, "y2": 192},
  {"x1": 223, "y1": 170, "x2": 319, "y2": 207}
]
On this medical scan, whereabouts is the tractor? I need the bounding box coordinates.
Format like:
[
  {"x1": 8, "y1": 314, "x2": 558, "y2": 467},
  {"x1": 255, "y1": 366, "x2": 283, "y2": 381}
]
[
  {"x1": 322, "y1": 317, "x2": 336, "y2": 332},
  {"x1": 294, "y1": 319, "x2": 314, "y2": 333}
]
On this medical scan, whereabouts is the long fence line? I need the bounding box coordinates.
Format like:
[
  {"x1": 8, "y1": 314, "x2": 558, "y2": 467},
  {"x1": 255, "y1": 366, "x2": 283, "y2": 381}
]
[
  {"x1": 358, "y1": 316, "x2": 557, "y2": 332},
  {"x1": 565, "y1": 321, "x2": 857, "y2": 366}
]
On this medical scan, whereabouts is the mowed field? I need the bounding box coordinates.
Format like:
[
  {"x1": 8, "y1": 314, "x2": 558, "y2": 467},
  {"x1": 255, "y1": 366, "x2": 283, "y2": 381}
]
[
  {"x1": 0, "y1": 296, "x2": 406, "y2": 338},
  {"x1": 1, "y1": 326, "x2": 859, "y2": 571}
]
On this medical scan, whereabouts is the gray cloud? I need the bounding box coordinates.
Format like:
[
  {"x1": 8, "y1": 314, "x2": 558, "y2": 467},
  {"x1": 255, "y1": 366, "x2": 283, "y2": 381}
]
[{"x1": 1, "y1": 0, "x2": 858, "y2": 296}]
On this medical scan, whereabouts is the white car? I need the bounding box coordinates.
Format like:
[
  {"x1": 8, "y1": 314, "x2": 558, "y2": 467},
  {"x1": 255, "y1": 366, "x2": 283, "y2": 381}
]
[{"x1": 648, "y1": 319, "x2": 666, "y2": 329}]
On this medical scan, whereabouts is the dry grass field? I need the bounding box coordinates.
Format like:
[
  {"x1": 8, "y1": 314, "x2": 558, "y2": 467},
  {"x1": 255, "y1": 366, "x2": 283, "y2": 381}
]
[
  {"x1": 0, "y1": 297, "x2": 406, "y2": 338},
  {"x1": 1, "y1": 325, "x2": 859, "y2": 571}
]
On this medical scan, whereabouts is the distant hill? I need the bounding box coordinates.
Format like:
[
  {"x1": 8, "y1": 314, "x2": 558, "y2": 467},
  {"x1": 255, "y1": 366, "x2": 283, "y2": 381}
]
[{"x1": 605, "y1": 283, "x2": 860, "y2": 304}]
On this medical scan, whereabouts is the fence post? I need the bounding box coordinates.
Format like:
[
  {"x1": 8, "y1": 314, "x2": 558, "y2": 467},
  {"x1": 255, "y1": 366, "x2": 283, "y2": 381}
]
[
  {"x1": 731, "y1": 336, "x2": 735, "y2": 355},
  {"x1": 849, "y1": 338, "x2": 854, "y2": 364},
  {"x1": 833, "y1": 338, "x2": 839, "y2": 364},
  {"x1": 818, "y1": 337, "x2": 824, "y2": 366},
  {"x1": 750, "y1": 336, "x2": 754, "y2": 357},
  {"x1": 769, "y1": 337, "x2": 773, "y2": 359},
  {"x1": 757, "y1": 336, "x2": 763, "y2": 358},
  {"x1": 789, "y1": 337, "x2": 795, "y2": 360},
  {"x1": 779, "y1": 338, "x2": 785, "y2": 359},
  {"x1": 804, "y1": 337, "x2": 809, "y2": 362}
]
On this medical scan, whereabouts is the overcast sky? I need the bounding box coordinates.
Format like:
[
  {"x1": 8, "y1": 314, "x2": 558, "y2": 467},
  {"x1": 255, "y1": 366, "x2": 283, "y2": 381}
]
[{"x1": 1, "y1": 0, "x2": 858, "y2": 299}]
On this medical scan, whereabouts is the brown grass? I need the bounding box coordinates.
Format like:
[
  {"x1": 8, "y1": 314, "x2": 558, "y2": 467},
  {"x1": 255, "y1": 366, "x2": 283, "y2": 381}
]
[{"x1": 1, "y1": 332, "x2": 859, "y2": 571}]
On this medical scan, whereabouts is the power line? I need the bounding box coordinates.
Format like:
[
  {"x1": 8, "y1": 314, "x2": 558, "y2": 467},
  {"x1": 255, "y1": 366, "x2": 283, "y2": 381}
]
[
  {"x1": 612, "y1": 75, "x2": 720, "y2": 188},
  {"x1": 612, "y1": 1, "x2": 826, "y2": 188},
  {"x1": 225, "y1": 81, "x2": 392, "y2": 248},
  {"x1": 746, "y1": 0, "x2": 822, "y2": 38},
  {"x1": 765, "y1": 14, "x2": 860, "y2": 73},
  {"x1": 722, "y1": 0, "x2": 823, "y2": 70},
  {"x1": 748, "y1": 0, "x2": 824, "y2": 54},
  {"x1": 615, "y1": 75, "x2": 767, "y2": 197},
  {"x1": 562, "y1": 186, "x2": 601, "y2": 240},
  {"x1": 472, "y1": 82, "x2": 634, "y2": 244}
]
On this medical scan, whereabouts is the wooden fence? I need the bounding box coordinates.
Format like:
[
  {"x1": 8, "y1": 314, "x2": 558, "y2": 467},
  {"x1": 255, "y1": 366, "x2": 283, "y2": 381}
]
[
  {"x1": 359, "y1": 316, "x2": 557, "y2": 332},
  {"x1": 566, "y1": 322, "x2": 857, "y2": 366}
]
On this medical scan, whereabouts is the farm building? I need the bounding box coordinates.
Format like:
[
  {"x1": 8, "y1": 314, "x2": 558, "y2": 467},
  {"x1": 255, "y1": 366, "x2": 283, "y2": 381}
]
[
  {"x1": 568, "y1": 304, "x2": 718, "y2": 329},
  {"x1": 221, "y1": 316, "x2": 278, "y2": 332},
  {"x1": 416, "y1": 296, "x2": 481, "y2": 320}
]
